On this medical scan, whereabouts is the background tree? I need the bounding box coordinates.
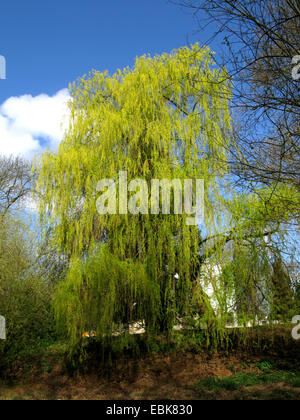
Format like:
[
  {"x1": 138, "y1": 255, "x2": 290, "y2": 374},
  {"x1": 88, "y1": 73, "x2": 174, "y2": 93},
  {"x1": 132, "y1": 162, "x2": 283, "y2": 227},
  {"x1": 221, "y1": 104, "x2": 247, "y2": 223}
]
[
  {"x1": 0, "y1": 155, "x2": 32, "y2": 221},
  {"x1": 270, "y1": 256, "x2": 295, "y2": 321},
  {"x1": 175, "y1": 0, "x2": 300, "y2": 224},
  {"x1": 0, "y1": 156, "x2": 57, "y2": 373},
  {"x1": 0, "y1": 218, "x2": 56, "y2": 374}
]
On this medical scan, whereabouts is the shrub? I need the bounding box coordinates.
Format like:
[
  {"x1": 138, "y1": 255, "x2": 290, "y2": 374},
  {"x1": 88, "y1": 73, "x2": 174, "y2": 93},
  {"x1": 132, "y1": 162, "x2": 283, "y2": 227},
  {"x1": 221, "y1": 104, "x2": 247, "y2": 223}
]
[{"x1": 0, "y1": 275, "x2": 56, "y2": 374}]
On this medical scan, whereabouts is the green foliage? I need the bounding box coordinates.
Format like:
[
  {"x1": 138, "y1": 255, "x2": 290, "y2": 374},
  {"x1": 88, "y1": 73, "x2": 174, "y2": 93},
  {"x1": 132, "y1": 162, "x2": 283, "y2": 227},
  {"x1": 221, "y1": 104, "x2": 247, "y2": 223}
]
[
  {"x1": 296, "y1": 284, "x2": 300, "y2": 313},
  {"x1": 0, "y1": 218, "x2": 56, "y2": 374},
  {"x1": 0, "y1": 275, "x2": 56, "y2": 373},
  {"x1": 270, "y1": 258, "x2": 296, "y2": 321},
  {"x1": 35, "y1": 44, "x2": 234, "y2": 349},
  {"x1": 255, "y1": 361, "x2": 273, "y2": 373},
  {"x1": 34, "y1": 44, "x2": 298, "y2": 358},
  {"x1": 219, "y1": 242, "x2": 272, "y2": 323},
  {"x1": 0, "y1": 218, "x2": 30, "y2": 282},
  {"x1": 54, "y1": 245, "x2": 159, "y2": 346},
  {"x1": 196, "y1": 371, "x2": 300, "y2": 392}
]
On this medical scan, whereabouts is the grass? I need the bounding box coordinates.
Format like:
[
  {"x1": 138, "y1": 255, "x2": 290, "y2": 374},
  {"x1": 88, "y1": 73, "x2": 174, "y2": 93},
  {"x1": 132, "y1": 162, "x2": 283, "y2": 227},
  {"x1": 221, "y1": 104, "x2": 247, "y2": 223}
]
[{"x1": 195, "y1": 370, "x2": 300, "y2": 393}]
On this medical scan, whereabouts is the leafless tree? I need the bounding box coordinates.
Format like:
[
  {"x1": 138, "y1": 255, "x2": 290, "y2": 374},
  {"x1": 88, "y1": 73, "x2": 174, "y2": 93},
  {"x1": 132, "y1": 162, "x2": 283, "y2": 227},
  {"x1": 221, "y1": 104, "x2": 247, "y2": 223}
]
[
  {"x1": 0, "y1": 155, "x2": 32, "y2": 221},
  {"x1": 173, "y1": 0, "x2": 300, "y2": 221}
]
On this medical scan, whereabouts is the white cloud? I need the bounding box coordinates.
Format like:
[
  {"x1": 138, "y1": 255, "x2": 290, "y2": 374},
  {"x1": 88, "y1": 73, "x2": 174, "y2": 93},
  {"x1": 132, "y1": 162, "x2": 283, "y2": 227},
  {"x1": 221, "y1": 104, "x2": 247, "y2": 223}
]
[{"x1": 0, "y1": 89, "x2": 70, "y2": 159}]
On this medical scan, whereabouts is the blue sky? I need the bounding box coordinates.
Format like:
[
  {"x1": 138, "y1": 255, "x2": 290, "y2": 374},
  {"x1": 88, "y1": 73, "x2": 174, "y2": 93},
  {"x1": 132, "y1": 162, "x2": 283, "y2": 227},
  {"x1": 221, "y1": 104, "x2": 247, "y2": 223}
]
[
  {"x1": 0, "y1": 0, "x2": 211, "y2": 102},
  {"x1": 0, "y1": 0, "x2": 219, "y2": 158}
]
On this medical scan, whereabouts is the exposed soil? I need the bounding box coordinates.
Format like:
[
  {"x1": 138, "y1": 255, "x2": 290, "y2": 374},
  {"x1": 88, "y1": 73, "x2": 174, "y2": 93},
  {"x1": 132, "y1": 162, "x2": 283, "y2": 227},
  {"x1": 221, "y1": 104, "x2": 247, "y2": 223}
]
[{"x1": 0, "y1": 345, "x2": 299, "y2": 400}]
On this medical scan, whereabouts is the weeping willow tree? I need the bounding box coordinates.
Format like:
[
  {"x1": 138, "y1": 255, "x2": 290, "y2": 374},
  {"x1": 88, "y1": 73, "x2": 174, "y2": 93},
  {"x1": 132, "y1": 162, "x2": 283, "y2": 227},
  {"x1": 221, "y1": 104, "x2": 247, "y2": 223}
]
[{"x1": 34, "y1": 44, "x2": 297, "y2": 355}]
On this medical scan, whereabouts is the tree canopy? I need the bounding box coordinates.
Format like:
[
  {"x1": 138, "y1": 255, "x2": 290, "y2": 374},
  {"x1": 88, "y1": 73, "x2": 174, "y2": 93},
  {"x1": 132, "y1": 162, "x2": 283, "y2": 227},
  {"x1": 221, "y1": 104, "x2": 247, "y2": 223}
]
[{"x1": 34, "y1": 44, "x2": 298, "y2": 353}]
